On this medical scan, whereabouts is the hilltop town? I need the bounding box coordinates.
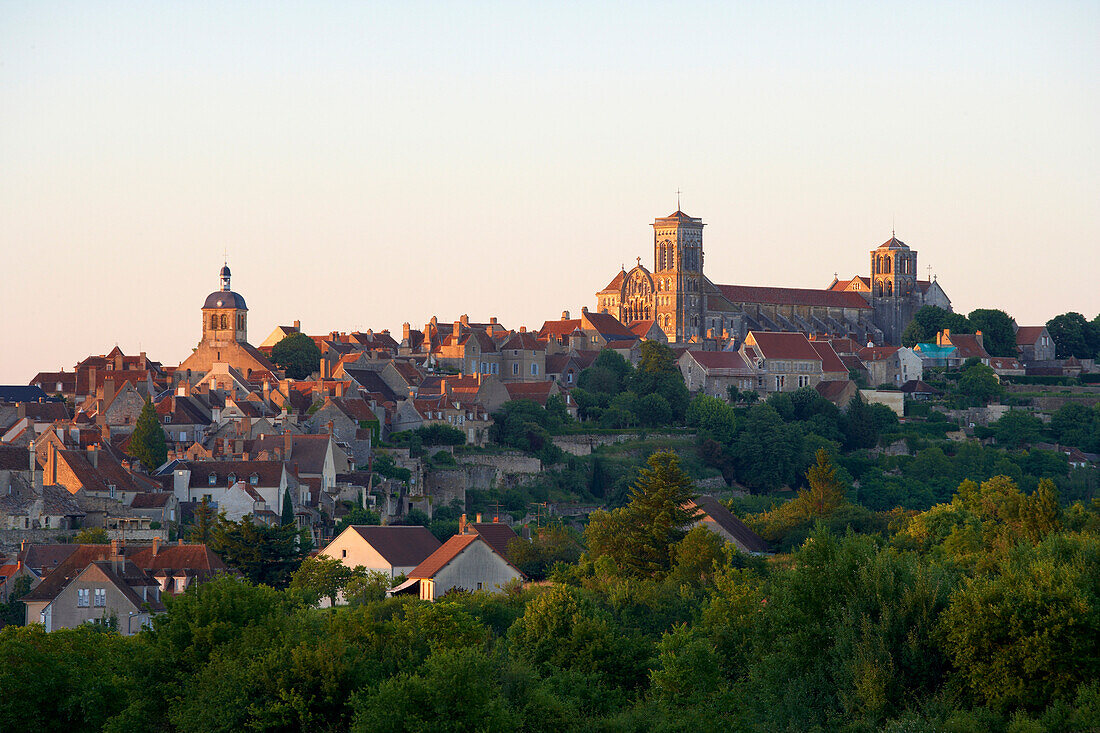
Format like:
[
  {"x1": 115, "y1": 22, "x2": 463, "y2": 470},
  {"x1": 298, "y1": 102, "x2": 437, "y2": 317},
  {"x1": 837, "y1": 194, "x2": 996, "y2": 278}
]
[{"x1": 2, "y1": 210, "x2": 1098, "y2": 731}]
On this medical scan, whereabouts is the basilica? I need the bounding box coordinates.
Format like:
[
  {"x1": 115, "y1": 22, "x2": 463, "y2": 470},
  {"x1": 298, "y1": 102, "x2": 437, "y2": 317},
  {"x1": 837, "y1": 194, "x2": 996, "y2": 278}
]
[{"x1": 595, "y1": 210, "x2": 951, "y2": 346}]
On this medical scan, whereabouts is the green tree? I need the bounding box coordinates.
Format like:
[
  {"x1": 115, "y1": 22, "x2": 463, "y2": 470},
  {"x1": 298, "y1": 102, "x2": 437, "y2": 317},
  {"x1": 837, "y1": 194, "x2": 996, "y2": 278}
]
[
  {"x1": 212, "y1": 516, "x2": 307, "y2": 588},
  {"x1": 628, "y1": 341, "x2": 690, "y2": 421},
  {"x1": 1046, "y1": 312, "x2": 1100, "y2": 359},
  {"x1": 129, "y1": 398, "x2": 168, "y2": 471},
  {"x1": 585, "y1": 450, "x2": 703, "y2": 577},
  {"x1": 686, "y1": 394, "x2": 738, "y2": 445},
  {"x1": 289, "y1": 556, "x2": 362, "y2": 606},
  {"x1": 967, "y1": 308, "x2": 1018, "y2": 357},
  {"x1": 733, "y1": 403, "x2": 804, "y2": 492},
  {"x1": 185, "y1": 496, "x2": 217, "y2": 545},
  {"x1": 334, "y1": 506, "x2": 380, "y2": 535},
  {"x1": 901, "y1": 305, "x2": 971, "y2": 347},
  {"x1": 991, "y1": 409, "x2": 1044, "y2": 448},
  {"x1": 281, "y1": 487, "x2": 294, "y2": 526},
  {"x1": 957, "y1": 362, "x2": 1004, "y2": 404},
  {"x1": 940, "y1": 531, "x2": 1100, "y2": 712},
  {"x1": 270, "y1": 332, "x2": 322, "y2": 379},
  {"x1": 73, "y1": 527, "x2": 108, "y2": 544},
  {"x1": 633, "y1": 392, "x2": 672, "y2": 428}
]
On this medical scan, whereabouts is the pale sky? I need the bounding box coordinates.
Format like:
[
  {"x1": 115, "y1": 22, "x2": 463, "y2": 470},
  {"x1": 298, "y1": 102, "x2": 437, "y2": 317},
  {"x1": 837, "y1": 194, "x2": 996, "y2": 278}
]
[{"x1": 2, "y1": 1, "x2": 1098, "y2": 382}]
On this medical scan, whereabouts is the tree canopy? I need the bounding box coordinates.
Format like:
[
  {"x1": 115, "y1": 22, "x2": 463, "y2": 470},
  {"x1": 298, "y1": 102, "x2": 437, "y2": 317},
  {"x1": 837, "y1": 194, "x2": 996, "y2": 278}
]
[
  {"x1": 271, "y1": 332, "x2": 322, "y2": 379},
  {"x1": 967, "y1": 308, "x2": 1017, "y2": 357},
  {"x1": 128, "y1": 398, "x2": 168, "y2": 471}
]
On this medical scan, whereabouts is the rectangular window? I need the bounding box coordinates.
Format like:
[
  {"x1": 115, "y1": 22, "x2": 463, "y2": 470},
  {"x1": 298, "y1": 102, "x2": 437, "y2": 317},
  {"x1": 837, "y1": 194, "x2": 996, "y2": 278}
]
[
  {"x1": 342, "y1": 549, "x2": 347, "y2": 558},
  {"x1": 77, "y1": 588, "x2": 90, "y2": 607},
  {"x1": 530, "y1": 363, "x2": 538, "y2": 376},
  {"x1": 94, "y1": 588, "x2": 106, "y2": 607},
  {"x1": 512, "y1": 363, "x2": 519, "y2": 375},
  {"x1": 476, "y1": 582, "x2": 483, "y2": 590}
]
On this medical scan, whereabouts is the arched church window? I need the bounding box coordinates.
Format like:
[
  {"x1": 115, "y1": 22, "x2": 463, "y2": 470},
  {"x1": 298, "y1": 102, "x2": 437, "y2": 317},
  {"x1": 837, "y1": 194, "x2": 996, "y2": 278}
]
[
  {"x1": 885, "y1": 258, "x2": 891, "y2": 274},
  {"x1": 210, "y1": 314, "x2": 217, "y2": 330},
  {"x1": 220, "y1": 314, "x2": 228, "y2": 330}
]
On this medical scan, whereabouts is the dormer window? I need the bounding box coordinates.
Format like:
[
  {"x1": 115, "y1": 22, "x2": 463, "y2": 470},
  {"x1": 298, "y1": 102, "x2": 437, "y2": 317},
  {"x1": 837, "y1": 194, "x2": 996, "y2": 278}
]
[
  {"x1": 208, "y1": 474, "x2": 216, "y2": 485},
  {"x1": 163, "y1": 415, "x2": 172, "y2": 424},
  {"x1": 108, "y1": 484, "x2": 116, "y2": 499},
  {"x1": 227, "y1": 473, "x2": 236, "y2": 485},
  {"x1": 249, "y1": 474, "x2": 258, "y2": 485}
]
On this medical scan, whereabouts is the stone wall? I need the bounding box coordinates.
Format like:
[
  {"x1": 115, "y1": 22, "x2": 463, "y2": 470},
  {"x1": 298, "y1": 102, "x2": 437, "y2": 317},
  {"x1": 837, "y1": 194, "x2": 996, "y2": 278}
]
[
  {"x1": 0, "y1": 528, "x2": 75, "y2": 555},
  {"x1": 551, "y1": 432, "x2": 683, "y2": 456},
  {"x1": 456, "y1": 452, "x2": 541, "y2": 489},
  {"x1": 425, "y1": 469, "x2": 467, "y2": 511}
]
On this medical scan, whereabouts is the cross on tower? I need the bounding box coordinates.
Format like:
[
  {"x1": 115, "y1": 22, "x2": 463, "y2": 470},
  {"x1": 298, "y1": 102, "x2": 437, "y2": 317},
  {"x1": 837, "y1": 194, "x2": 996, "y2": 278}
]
[{"x1": 676, "y1": 189, "x2": 682, "y2": 210}]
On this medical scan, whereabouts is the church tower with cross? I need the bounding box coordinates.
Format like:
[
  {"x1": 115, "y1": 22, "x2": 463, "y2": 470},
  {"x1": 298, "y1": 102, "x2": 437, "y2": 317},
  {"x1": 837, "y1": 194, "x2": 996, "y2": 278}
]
[{"x1": 652, "y1": 208, "x2": 706, "y2": 342}]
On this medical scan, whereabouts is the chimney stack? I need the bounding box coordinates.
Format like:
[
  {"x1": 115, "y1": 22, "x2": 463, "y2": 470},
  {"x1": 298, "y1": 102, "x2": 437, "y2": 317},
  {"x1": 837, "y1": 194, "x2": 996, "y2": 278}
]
[
  {"x1": 283, "y1": 429, "x2": 293, "y2": 460},
  {"x1": 458, "y1": 513, "x2": 467, "y2": 535},
  {"x1": 152, "y1": 536, "x2": 160, "y2": 558},
  {"x1": 402, "y1": 322, "x2": 411, "y2": 342},
  {"x1": 475, "y1": 512, "x2": 482, "y2": 523},
  {"x1": 561, "y1": 311, "x2": 570, "y2": 320},
  {"x1": 293, "y1": 320, "x2": 300, "y2": 331}
]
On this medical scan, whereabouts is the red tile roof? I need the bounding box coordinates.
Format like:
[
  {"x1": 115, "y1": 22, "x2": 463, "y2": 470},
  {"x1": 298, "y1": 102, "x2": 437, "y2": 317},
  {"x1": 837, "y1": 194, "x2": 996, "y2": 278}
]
[
  {"x1": 810, "y1": 342, "x2": 847, "y2": 374},
  {"x1": 1014, "y1": 327, "x2": 1047, "y2": 346},
  {"x1": 857, "y1": 346, "x2": 900, "y2": 362},
  {"x1": 504, "y1": 382, "x2": 555, "y2": 405},
  {"x1": 747, "y1": 332, "x2": 822, "y2": 361},
  {"x1": 683, "y1": 350, "x2": 751, "y2": 370},
  {"x1": 718, "y1": 284, "x2": 870, "y2": 309},
  {"x1": 408, "y1": 533, "x2": 480, "y2": 579}
]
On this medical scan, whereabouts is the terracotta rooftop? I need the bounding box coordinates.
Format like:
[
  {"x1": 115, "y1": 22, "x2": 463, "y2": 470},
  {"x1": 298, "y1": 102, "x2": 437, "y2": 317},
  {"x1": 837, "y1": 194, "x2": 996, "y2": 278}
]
[
  {"x1": 718, "y1": 284, "x2": 870, "y2": 310},
  {"x1": 747, "y1": 332, "x2": 822, "y2": 361}
]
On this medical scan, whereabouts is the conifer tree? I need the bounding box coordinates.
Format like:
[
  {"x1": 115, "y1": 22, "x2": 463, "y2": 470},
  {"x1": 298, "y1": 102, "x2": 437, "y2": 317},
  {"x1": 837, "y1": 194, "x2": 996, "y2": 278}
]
[
  {"x1": 281, "y1": 487, "x2": 295, "y2": 526},
  {"x1": 129, "y1": 398, "x2": 168, "y2": 471}
]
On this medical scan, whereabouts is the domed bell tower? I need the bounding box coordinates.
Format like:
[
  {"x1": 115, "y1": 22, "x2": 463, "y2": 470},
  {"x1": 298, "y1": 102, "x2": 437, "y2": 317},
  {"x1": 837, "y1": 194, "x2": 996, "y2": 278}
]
[{"x1": 201, "y1": 264, "x2": 248, "y2": 345}]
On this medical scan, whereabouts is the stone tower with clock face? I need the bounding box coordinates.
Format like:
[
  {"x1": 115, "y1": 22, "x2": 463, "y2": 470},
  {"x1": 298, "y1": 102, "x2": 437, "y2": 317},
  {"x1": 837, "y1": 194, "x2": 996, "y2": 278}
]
[{"x1": 652, "y1": 210, "x2": 705, "y2": 342}]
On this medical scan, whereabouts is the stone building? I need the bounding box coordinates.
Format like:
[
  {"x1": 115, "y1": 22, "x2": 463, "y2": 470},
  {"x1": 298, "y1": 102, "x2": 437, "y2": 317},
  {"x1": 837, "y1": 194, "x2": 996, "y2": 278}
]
[
  {"x1": 597, "y1": 210, "x2": 951, "y2": 346},
  {"x1": 177, "y1": 265, "x2": 278, "y2": 380}
]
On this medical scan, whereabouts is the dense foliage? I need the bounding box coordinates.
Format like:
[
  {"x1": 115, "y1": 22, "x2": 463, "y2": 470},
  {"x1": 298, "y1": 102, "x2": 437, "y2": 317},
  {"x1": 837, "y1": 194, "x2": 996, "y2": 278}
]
[
  {"x1": 5, "y1": 467, "x2": 1099, "y2": 732},
  {"x1": 128, "y1": 399, "x2": 168, "y2": 471},
  {"x1": 270, "y1": 332, "x2": 322, "y2": 379}
]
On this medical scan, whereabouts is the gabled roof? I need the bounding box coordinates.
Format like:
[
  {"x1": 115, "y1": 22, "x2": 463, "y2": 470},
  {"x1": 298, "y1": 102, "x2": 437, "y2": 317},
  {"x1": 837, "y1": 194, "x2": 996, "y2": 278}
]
[
  {"x1": 504, "y1": 382, "x2": 555, "y2": 406},
  {"x1": 127, "y1": 543, "x2": 228, "y2": 575},
  {"x1": 900, "y1": 379, "x2": 943, "y2": 395},
  {"x1": 328, "y1": 396, "x2": 379, "y2": 423},
  {"x1": 250, "y1": 434, "x2": 331, "y2": 474},
  {"x1": 583, "y1": 311, "x2": 637, "y2": 340},
  {"x1": 468, "y1": 522, "x2": 519, "y2": 558},
  {"x1": 857, "y1": 346, "x2": 901, "y2": 362},
  {"x1": 747, "y1": 332, "x2": 822, "y2": 361},
  {"x1": 342, "y1": 525, "x2": 442, "y2": 567},
  {"x1": 500, "y1": 332, "x2": 543, "y2": 351},
  {"x1": 180, "y1": 460, "x2": 285, "y2": 488},
  {"x1": 815, "y1": 380, "x2": 856, "y2": 401},
  {"x1": 718, "y1": 284, "x2": 870, "y2": 310},
  {"x1": 943, "y1": 333, "x2": 989, "y2": 360},
  {"x1": 810, "y1": 342, "x2": 848, "y2": 374},
  {"x1": 409, "y1": 533, "x2": 523, "y2": 579},
  {"x1": 691, "y1": 496, "x2": 770, "y2": 553},
  {"x1": 1014, "y1": 326, "x2": 1048, "y2": 346},
  {"x1": 17, "y1": 544, "x2": 78, "y2": 574},
  {"x1": 0, "y1": 445, "x2": 32, "y2": 471},
  {"x1": 539, "y1": 318, "x2": 584, "y2": 339},
  {"x1": 683, "y1": 350, "x2": 751, "y2": 371},
  {"x1": 599, "y1": 270, "x2": 627, "y2": 292},
  {"x1": 0, "y1": 386, "x2": 49, "y2": 402}
]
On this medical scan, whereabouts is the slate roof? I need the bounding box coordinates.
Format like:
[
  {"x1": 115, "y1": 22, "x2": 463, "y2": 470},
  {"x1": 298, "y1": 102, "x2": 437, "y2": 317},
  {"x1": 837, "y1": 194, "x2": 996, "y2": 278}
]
[
  {"x1": 815, "y1": 380, "x2": 856, "y2": 401},
  {"x1": 691, "y1": 495, "x2": 771, "y2": 553},
  {"x1": 0, "y1": 386, "x2": 49, "y2": 402},
  {"x1": 718, "y1": 284, "x2": 870, "y2": 309},
  {"x1": 468, "y1": 522, "x2": 519, "y2": 558},
  {"x1": 343, "y1": 369, "x2": 399, "y2": 403},
  {"x1": 343, "y1": 525, "x2": 441, "y2": 567},
  {"x1": 18, "y1": 544, "x2": 79, "y2": 574},
  {"x1": 0, "y1": 445, "x2": 32, "y2": 471},
  {"x1": 181, "y1": 460, "x2": 285, "y2": 488},
  {"x1": 250, "y1": 434, "x2": 330, "y2": 475},
  {"x1": 504, "y1": 382, "x2": 555, "y2": 406}
]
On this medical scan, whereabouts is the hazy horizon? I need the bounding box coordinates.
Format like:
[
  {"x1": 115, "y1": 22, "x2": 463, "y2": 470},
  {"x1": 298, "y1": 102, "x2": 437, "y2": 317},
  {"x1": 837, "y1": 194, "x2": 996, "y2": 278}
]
[{"x1": 3, "y1": 2, "x2": 1098, "y2": 382}]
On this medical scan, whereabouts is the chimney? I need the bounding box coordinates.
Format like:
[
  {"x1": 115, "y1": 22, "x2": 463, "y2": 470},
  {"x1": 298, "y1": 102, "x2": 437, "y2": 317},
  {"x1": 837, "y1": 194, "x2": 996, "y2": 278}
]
[
  {"x1": 975, "y1": 330, "x2": 984, "y2": 349},
  {"x1": 489, "y1": 316, "x2": 497, "y2": 325},
  {"x1": 293, "y1": 320, "x2": 301, "y2": 331},
  {"x1": 475, "y1": 512, "x2": 482, "y2": 524},
  {"x1": 439, "y1": 378, "x2": 447, "y2": 395},
  {"x1": 581, "y1": 306, "x2": 588, "y2": 314},
  {"x1": 460, "y1": 314, "x2": 469, "y2": 326},
  {"x1": 458, "y1": 513, "x2": 467, "y2": 535},
  {"x1": 101, "y1": 423, "x2": 111, "y2": 445},
  {"x1": 453, "y1": 320, "x2": 462, "y2": 336},
  {"x1": 402, "y1": 322, "x2": 411, "y2": 341},
  {"x1": 476, "y1": 372, "x2": 482, "y2": 385},
  {"x1": 102, "y1": 377, "x2": 115, "y2": 407},
  {"x1": 283, "y1": 429, "x2": 293, "y2": 459},
  {"x1": 27, "y1": 444, "x2": 35, "y2": 472},
  {"x1": 561, "y1": 311, "x2": 570, "y2": 320},
  {"x1": 152, "y1": 536, "x2": 160, "y2": 558},
  {"x1": 326, "y1": 420, "x2": 334, "y2": 435},
  {"x1": 87, "y1": 366, "x2": 97, "y2": 396},
  {"x1": 519, "y1": 326, "x2": 526, "y2": 333},
  {"x1": 87, "y1": 443, "x2": 99, "y2": 469}
]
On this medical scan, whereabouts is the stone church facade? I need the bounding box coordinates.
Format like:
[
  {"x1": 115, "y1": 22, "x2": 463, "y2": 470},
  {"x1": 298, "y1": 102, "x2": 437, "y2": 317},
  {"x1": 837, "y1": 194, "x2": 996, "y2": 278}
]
[{"x1": 596, "y1": 210, "x2": 951, "y2": 346}]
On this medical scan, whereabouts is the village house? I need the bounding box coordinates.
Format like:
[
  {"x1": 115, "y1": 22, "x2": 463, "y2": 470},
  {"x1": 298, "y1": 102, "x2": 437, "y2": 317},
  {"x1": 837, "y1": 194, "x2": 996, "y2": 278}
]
[
  {"x1": 320, "y1": 524, "x2": 442, "y2": 579},
  {"x1": 738, "y1": 331, "x2": 845, "y2": 393},
  {"x1": 856, "y1": 345, "x2": 923, "y2": 387},
  {"x1": 677, "y1": 350, "x2": 758, "y2": 398},
  {"x1": 395, "y1": 532, "x2": 525, "y2": 601},
  {"x1": 689, "y1": 496, "x2": 771, "y2": 554},
  {"x1": 1015, "y1": 326, "x2": 1056, "y2": 363}
]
